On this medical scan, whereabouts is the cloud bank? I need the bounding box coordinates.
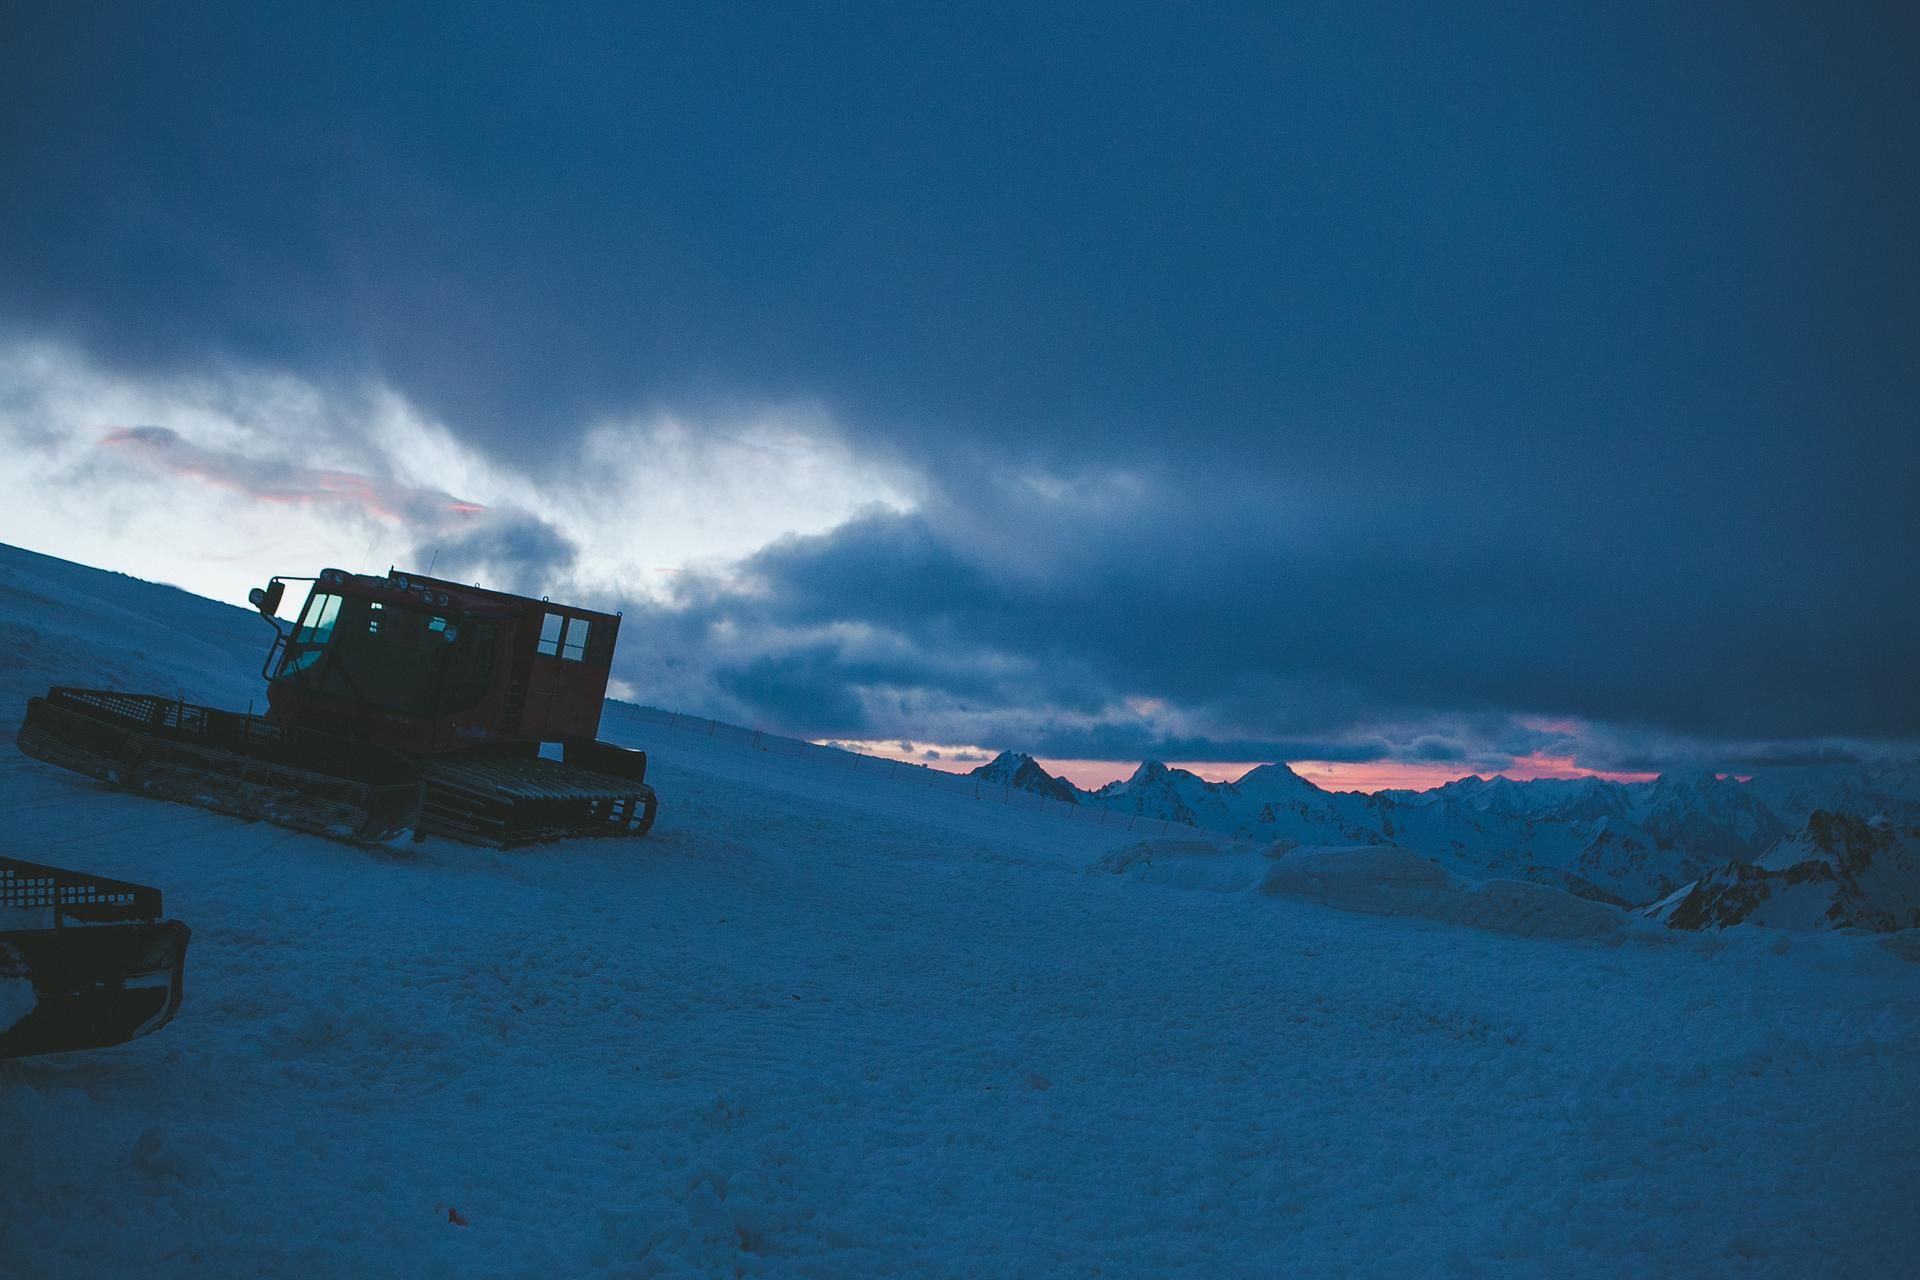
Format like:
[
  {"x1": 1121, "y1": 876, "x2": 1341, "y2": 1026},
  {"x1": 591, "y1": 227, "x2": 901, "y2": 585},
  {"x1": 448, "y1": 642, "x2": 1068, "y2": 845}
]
[
  {"x1": 4, "y1": 338, "x2": 1915, "y2": 778},
  {"x1": 3, "y1": 7, "x2": 1916, "y2": 778}
]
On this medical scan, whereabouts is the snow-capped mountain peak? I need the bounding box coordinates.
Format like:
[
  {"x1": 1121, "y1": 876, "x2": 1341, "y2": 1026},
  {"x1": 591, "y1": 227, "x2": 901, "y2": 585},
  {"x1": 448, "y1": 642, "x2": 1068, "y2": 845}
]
[
  {"x1": 1648, "y1": 811, "x2": 1920, "y2": 932},
  {"x1": 968, "y1": 752, "x2": 1080, "y2": 804}
]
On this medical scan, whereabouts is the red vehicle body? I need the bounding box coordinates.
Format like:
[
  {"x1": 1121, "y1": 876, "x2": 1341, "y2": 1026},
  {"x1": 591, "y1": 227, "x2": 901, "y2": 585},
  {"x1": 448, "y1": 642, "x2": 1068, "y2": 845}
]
[{"x1": 261, "y1": 567, "x2": 624, "y2": 757}]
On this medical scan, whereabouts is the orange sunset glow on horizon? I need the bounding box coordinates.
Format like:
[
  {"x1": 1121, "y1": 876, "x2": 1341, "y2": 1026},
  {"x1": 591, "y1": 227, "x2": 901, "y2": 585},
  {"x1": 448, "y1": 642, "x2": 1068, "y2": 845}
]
[
  {"x1": 1281, "y1": 753, "x2": 1660, "y2": 795},
  {"x1": 823, "y1": 740, "x2": 1659, "y2": 795}
]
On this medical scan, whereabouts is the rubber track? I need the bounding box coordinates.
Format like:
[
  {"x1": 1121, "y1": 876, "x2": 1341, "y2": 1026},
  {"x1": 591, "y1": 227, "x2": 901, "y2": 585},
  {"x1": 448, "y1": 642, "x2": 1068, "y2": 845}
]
[
  {"x1": 413, "y1": 755, "x2": 658, "y2": 848},
  {"x1": 16, "y1": 690, "x2": 420, "y2": 844}
]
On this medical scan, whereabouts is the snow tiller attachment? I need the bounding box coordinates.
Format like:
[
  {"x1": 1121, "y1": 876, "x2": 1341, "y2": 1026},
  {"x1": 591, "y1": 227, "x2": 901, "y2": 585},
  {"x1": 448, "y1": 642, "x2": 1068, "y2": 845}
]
[{"x1": 1, "y1": 856, "x2": 190, "y2": 1059}]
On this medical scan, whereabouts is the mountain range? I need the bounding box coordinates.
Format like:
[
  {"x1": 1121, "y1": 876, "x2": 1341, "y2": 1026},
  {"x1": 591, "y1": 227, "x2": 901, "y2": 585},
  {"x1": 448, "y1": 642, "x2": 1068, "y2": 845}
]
[
  {"x1": 1645, "y1": 812, "x2": 1920, "y2": 932},
  {"x1": 971, "y1": 750, "x2": 1920, "y2": 923}
]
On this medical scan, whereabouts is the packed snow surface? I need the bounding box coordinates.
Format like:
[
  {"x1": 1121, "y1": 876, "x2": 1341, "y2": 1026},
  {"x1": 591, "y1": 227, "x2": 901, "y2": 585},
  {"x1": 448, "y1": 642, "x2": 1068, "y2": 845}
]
[
  {"x1": 0, "y1": 972, "x2": 34, "y2": 1036},
  {"x1": 2, "y1": 542, "x2": 1919, "y2": 1277}
]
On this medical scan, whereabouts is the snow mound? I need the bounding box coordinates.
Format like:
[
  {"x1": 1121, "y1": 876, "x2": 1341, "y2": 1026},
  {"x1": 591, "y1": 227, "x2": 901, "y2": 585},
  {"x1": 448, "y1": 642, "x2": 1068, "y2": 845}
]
[
  {"x1": 1092, "y1": 837, "x2": 1270, "y2": 892},
  {"x1": 1258, "y1": 845, "x2": 1452, "y2": 906},
  {"x1": 1879, "y1": 929, "x2": 1920, "y2": 964},
  {"x1": 1446, "y1": 878, "x2": 1642, "y2": 942},
  {"x1": 1258, "y1": 846, "x2": 1637, "y2": 942}
]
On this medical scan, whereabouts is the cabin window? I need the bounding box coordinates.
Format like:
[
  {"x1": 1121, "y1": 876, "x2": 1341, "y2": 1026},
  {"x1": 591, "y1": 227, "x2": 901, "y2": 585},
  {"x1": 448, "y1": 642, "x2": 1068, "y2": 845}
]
[
  {"x1": 295, "y1": 593, "x2": 342, "y2": 646},
  {"x1": 537, "y1": 611, "x2": 563, "y2": 656},
  {"x1": 562, "y1": 617, "x2": 590, "y2": 662}
]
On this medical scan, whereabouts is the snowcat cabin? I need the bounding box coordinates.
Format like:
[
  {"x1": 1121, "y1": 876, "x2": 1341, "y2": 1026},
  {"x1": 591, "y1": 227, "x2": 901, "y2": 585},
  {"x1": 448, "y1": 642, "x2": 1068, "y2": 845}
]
[
  {"x1": 259, "y1": 568, "x2": 621, "y2": 756},
  {"x1": 502, "y1": 597, "x2": 621, "y2": 744}
]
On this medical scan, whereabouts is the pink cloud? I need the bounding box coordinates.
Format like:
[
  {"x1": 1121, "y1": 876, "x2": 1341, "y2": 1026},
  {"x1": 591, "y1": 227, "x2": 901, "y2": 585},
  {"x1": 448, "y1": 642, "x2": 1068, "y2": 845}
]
[
  {"x1": 1494, "y1": 752, "x2": 1658, "y2": 784},
  {"x1": 1285, "y1": 759, "x2": 1491, "y2": 793},
  {"x1": 101, "y1": 425, "x2": 487, "y2": 523}
]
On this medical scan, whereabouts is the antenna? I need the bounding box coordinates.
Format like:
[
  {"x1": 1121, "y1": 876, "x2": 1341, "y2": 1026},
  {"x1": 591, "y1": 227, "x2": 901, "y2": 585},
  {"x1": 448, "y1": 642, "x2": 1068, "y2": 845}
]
[{"x1": 427, "y1": 548, "x2": 439, "y2": 575}]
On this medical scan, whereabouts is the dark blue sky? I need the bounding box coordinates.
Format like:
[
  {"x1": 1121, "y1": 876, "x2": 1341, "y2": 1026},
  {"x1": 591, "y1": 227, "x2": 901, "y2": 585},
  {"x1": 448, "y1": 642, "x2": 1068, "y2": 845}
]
[{"x1": 3, "y1": 2, "x2": 1915, "y2": 775}]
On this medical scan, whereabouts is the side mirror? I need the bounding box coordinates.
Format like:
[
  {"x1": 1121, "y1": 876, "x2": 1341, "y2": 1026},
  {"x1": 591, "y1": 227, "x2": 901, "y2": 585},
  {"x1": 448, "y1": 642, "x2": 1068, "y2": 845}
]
[{"x1": 249, "y1": 580, "x2": 286, "y2": 617}]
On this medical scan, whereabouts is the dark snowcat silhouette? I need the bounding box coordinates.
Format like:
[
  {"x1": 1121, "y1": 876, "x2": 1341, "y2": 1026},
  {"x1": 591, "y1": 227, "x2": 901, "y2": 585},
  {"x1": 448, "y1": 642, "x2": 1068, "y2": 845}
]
[{"x1": 17, "y1": 567, "x2": 658, "y2": 847}]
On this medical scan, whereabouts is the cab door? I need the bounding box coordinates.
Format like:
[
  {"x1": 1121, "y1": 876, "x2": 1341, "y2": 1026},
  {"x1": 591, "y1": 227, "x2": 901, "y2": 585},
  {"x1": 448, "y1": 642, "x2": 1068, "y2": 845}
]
[{"x1": 518, "y1": 610, "x2": 608, "y2": 740}]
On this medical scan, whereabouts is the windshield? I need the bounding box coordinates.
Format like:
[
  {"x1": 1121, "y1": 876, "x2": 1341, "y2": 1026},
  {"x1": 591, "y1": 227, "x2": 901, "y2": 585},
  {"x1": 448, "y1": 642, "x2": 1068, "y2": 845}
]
[{"x1": 275, "y1": 592, "x2": 496, "y2": 717}]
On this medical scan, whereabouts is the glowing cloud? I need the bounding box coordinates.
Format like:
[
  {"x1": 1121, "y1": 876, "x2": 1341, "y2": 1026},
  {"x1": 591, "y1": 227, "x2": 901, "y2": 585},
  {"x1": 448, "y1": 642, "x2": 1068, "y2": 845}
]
[
  {"x1": 102, "y1": 425, "x2": 490, "y2": 522},
  {"x1": 0, "y1": 339, "x2": 920, "y2": 608}
]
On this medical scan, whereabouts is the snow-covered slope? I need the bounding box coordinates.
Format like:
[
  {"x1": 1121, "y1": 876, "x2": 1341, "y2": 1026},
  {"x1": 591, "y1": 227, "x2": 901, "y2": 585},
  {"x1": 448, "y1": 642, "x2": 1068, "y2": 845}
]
[
  {"x1": 4, "y1": 542, "x2": 1920, "y2": 1278},
  {"x1": 1648, "y1": 812, "x2": 1920, "y2": 932},
  {"x1": 0, "y1": 542, "x2": 267, "y2": 730},
  {"x1": 1634, "y1": 773, "x2": 1789, "y2": 862},
  {"x1": 1257, "y1": 845, "x2": 1643, "y2": 943},
  {"x1": 0, "y1": 973, "x2": 35, "y2": 1037}
]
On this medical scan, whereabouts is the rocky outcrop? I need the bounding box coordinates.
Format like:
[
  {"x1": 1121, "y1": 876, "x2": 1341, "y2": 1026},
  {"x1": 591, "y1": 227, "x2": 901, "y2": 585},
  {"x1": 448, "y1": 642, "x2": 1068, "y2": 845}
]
[
  {"x1": 967, "y1": 752, "x2": 1080, "y2": 804},
  {"x1": 1646, "y1": 812, "x2": 1920, "y2": 932}
]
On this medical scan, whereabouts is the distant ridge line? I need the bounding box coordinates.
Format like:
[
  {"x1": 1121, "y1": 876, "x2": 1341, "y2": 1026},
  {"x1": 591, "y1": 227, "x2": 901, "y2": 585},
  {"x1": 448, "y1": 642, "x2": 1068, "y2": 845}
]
[{"x1": 609, "y1": 702, "x2": 1231, "y2": 839}]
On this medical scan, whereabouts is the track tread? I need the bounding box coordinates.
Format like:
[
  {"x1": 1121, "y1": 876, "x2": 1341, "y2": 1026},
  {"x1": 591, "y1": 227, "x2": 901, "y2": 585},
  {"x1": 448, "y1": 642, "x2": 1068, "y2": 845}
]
[{"x1": 414, "y1": 755, "x2": 658, "y2": 848}]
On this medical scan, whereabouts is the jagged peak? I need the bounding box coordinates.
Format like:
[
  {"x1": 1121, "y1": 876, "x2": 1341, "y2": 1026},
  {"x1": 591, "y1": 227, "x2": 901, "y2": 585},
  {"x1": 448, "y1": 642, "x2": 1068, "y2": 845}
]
[
  {"x1": 1127, "y1": 760, "x2": 1172, "y2": 786},
  {"x1": 967, "y1": 751, "x2": 1080, "y2": 804},
  {"x1": 1650, "y1": 770, "x2": 1723, "y2": 792},
  {"x1": 1233, "y1": 761, "x2": 1328, "y2": 798},
  {"x1": 1236, "y1": 760, "x2": 1306, "y2": 783}
]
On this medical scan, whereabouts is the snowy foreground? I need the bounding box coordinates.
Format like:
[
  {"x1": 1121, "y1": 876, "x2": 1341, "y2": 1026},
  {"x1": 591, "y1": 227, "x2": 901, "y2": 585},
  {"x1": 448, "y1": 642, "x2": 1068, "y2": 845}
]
[{"x1": 3, "y1": 548, "x2": 1919, "y2": 1278}]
